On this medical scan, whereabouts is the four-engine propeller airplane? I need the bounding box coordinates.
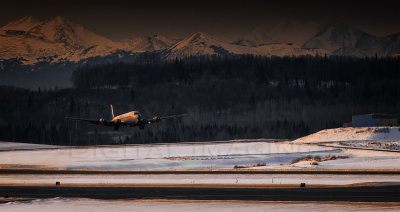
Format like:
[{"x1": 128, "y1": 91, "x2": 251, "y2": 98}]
[{"x1": 66, "y1": 105, "x2": 186, "y2": 130}]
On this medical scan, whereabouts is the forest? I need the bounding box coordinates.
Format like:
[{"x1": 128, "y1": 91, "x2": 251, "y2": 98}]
[{"x1": 0, "y1": 54, "x2": 399, "y2": 145}]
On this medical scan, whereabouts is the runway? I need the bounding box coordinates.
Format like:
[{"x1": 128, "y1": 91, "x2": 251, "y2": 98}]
[{"x1": 1, "y1": 185, "x2": 400, "y2": 202}]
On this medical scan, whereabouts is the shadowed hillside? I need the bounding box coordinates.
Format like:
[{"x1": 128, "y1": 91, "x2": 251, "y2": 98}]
[{"x1": 0, "y1": 55, "x2": 399, "y2": 145}]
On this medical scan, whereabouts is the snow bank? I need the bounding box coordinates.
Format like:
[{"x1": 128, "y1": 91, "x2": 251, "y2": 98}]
[
  {"x1": 0, "y1": 141, "x2": 331, "y2": 170},
  {"x1": 1, "y1": 139, "x2": 400, "y2": 170},
  {"x1": 295, "y1": 127, "x2": 400, "y2": 143},
  {"x1": 0, "y1": 141, "x2": 59, "y2": 151},
  {"x1": 1, "y1": 174, "x2": 400, "y2": 186},
  {"x1": 3, "y1": 198, "x2": 400, "y2": 212}
]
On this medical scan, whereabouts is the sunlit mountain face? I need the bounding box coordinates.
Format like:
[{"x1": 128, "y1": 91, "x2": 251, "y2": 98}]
[
  {"x1": 0, "y1": 16, "x2": 120, "y2": 64},
  {"x1": 1, "y1": 15, "x2": 400, "y2": 65}
]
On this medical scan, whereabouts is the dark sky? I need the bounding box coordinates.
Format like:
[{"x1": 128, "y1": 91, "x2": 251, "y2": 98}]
[{"x1": 0, "y1": 0, "x2": 399, "y2": 40}]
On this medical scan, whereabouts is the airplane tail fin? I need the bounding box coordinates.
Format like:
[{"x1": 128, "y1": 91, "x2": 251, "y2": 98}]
[{"x1": 110, "y1": 105, "x2": 115, "y2": 119}]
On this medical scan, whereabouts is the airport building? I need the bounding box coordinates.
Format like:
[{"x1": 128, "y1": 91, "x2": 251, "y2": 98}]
[{"x1": 351, "y1": 114, "x2": 399, "y2": 127}]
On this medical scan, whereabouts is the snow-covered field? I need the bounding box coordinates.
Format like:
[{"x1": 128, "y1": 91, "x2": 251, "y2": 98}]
[
  {"x1": 295, "y1": 127, "x2": 400, "y2": 144},
  {"x1": 0, "y1": 139, "x2": 400, "y2": 170},
  {"x1": 326, "y1": 140, "x2": 400, "y2": 151},
  {"x1": 293, "y1": 127, "x2": 400, "y2": 156},
  {"x1": 0, "y1": 141, "x2": 338, "y2": 170},
  {"x1": 0, "y1": 141, "x2": 60, "y2": 151},
  {"x1": 0, "y1": 174, "x2": 399, "y2": 186},
  {"x1": 2, "y1": 198, "x2": 400, "y2": 212}
]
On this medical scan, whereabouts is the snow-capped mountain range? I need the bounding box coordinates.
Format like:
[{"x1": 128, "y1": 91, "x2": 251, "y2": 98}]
[
  {"x1": 0, "y1": 16, "x2": 120, "y2": 64},
  {"x1": 1, "y1": 16, "x2": 400, "y2": 65},
  {"x1": 163, "y1": 32, "x2": 325, "y2": 59}
]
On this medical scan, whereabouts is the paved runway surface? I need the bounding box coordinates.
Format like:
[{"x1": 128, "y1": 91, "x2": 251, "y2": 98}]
[
  {"x1": 1, "y1": 185, "x2": 400, "y2": 202},
  {"x1": 1, "y1": 168, "x2": 400, "y2": 202}
]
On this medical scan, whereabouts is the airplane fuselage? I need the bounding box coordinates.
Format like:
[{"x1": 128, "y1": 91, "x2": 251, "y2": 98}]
[
  {"x1": 112, "y1": 111, "x2": 141, "y2": 123},
  {"x1": 66, "y1": 104, "x2": 174, "y2": 130}
]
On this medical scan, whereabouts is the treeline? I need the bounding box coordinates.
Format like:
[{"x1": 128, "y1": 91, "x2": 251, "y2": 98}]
[
  {"x1": 72, "y1": 55, "x2": 400, "y2": 102},
  {"x1": 0, "y1": 55, "x2": 400, "y2": 145}
]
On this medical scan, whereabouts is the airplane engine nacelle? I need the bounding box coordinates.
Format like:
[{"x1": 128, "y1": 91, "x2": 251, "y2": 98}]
[
  {"x1": 96, "y1": 117, "x2": 104, "y2": 125},
  {"x1": 153, "y1": 116, "x2": 161, "y2": 122}
]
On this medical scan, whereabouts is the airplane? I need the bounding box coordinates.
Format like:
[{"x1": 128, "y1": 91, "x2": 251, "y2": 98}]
[{"x1": 66, "y1": 105, "x2": 186, "y2": 130}]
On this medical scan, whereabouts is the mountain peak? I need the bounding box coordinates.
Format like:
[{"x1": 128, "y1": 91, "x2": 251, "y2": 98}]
[
  {"x1": 0, "y1": 16, "x2": 42, "y2": 32},
  {"x1": 173, "y1": 32, "x2": 220, "y2": 49},
  {"x1": 236, "y1": 21, "x2": 321, "y2": 47},
  {"x1": 187, "y1": 32, "x2": 210, "y2": 41},
  {"x1": 303, "y1": 22, "x2": 382, "y2": 56},
  {"x1": 164, "y1": 32, "x2": 237, "y2": 59},
  {"x1": 0, "y1": 15, "x2": 120, "y2": 64},
  {"x1": 13, "y1": 16, "x2": 40, "y2": 25},
  {"x1": 49, "y1": 16, "x2": 72, "y2": 25},
  {"x1": 175, "y1": 32, "x2": 221, "y2": 47},
  {"x1": 121, "y1": 34, "x2": 177, "y2": 52},
  {"x1": 317, "y1": 23, "x2": 355, "y2": 35}
]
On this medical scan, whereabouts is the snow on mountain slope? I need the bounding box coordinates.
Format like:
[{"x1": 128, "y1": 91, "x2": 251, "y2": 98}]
[
  {"x1": 302, "y1": 23, "x2": 384, "y2": 57},
  {"x1": 163, "y1": 32, "x2": 237, "y2": 58},
  {"x1": 0, "y1": 16, "x2": 121, "y2": 64},
  {"x1": 120, "y1": 34, "x2": 179, "y2": 52},
  {"x1": 249, "y1": 43, "x2": 327, "y2": 57},
  {"x1": 164, "y1": 32, "x2": 325, "y2": 59},
  {"x1": 0, "y1": 16, "x2": 42, "y2": 32},
  {"x1": 2, "y1": 17, "x2": 400, "y2": 65},
  {"x1": 382, "y1": 33, "x2": 400, "y2": 56},
  {"x1": 235, "y1": 21, "x2": 321, "y2": 47},
  {"x1": 235, "y1": 23, "x2": 400, "y2": 57},
  {"x1": 295, "y1": 127, "x2": 400, "y2": 143}
]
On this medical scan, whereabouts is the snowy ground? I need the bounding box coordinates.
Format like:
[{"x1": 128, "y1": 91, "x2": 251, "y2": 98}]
[
  {"x1": 0, "y1": 141, "x2": 60, "y2": 151},
  {"x1": 295, "y1": 127, "x2": 400, "y2": 144},
  {"x1": 0, "y1": 141, "x2": 335, "y2": 170},
  {"x1": 0, "y1": 174, "x2": 399, "y2": 186},
  {"x1": 322, "y1": 140, "x2": 400, "y2": 151},
  {"x1": 2, "y1": 198, "x2": 400, "y2": 212},
  {"x1": 0, "y1": 140, "x2": 399, "y2": 170}
]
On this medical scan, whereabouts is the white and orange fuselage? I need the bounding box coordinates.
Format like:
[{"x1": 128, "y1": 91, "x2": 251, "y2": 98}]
[
  {"x1": 66, "y1": 104, "x2": 178, "y2": 130},
  {"x1": 111, "y1": 111, "x2": 142, "y2": 123}
]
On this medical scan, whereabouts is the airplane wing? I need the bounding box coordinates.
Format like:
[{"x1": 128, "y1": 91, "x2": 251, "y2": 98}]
[
  {"x1": 158, "y1": 113, "x2": 187, "y2": 120},
  {"x1": 65, "y1": 117, "x2": 113, "y2": 126},
  {"x1": 66, "y1": 113, "x2": 187, "y2": 130},
  {"x1": 145, "y1": 114, "x2": 187, "y2": 124}
]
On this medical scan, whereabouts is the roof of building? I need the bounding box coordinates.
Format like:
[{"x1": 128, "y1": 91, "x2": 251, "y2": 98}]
[
  {"x1": 353, "y1": 113, "x2": 400, "y2": 119},
  {"x1": 371, "y1": 114, "x2": 399, "y2": 119}
]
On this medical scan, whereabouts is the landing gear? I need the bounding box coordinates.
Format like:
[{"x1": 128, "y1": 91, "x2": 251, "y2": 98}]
[{"x1": 114, "y1": 119, "x2": 121, "y2": 131}]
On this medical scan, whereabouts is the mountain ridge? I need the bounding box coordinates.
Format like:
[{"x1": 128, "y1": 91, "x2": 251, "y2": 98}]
[
  {"x1": 1, "y1": 16, "x2": 400, "y2": 65},
  {"x1": 0, "y1": 16, "x2": 121, "y2": 64}
]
